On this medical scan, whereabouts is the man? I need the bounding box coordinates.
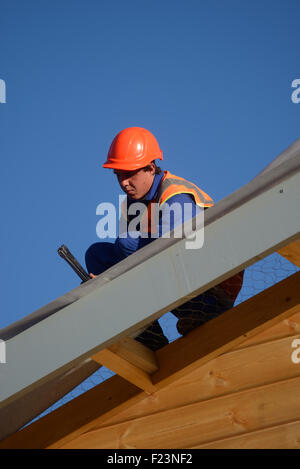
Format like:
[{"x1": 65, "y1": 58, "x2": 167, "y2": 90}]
[{"x1": 85, "y1": 127, "x2": 244, "y2": 351}]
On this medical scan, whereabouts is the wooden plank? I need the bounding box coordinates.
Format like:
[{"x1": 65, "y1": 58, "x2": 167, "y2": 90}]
[
  {"x1": 235, "y1": 310, "x2": 300, "y2": 349},
  {"x1": 152, "y1": 271, "x2": 300, "y2": 388},
  {"x1": 91, "y1": 348, "x2": 157, "y2": 394},
  {"x1": 59, "y1": 376, "x2": 300, "y2": 449},
  {"x1": 192, "y1": 420, "x2": 300, "y2": 449},
  {"x1": 277, "y1": 239, "x2": 300, "y2": 267},
  {"x1": 99, "y1": 334, "x2": 300, "y2": 428},
  {"x1": 107, "y1": 337, "x2": 158, "y2": 374}
]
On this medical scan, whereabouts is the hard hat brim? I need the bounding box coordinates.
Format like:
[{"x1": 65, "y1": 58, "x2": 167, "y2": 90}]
[{"x1": 103, "y1": 151, "x2": 163, "y2": 170}]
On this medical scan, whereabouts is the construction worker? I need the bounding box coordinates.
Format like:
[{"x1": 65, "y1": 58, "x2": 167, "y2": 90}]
[{"x1": 85, "y1": 127, "x2": 244, "y2": 351}]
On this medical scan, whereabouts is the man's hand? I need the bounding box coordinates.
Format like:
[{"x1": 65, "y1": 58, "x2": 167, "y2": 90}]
[{"x1": 90, "y1": 273, "x2": 98, "y2": 279}]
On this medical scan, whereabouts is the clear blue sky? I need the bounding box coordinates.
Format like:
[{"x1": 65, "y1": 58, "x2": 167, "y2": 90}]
[{"x1": 0, "y1": 0, "x2": 300, "y2": 330}]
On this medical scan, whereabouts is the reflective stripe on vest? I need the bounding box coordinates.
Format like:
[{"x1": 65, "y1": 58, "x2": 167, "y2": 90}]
[{"x1": 157, "y1": 171, "x2": 214, "y2": 208}]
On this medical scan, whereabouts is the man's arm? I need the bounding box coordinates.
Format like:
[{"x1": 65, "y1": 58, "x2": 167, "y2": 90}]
[
  {"x1": 113, "y1": 193, "x2": 202, "y2": 258},
  {"x1": 158, "y1": 193, "x2": 202, "y2": 238}
]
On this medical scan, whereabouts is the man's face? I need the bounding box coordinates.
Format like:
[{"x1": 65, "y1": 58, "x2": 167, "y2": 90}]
[{"x1": 114, "y1": 164, "x2": 155, "y2": 200}]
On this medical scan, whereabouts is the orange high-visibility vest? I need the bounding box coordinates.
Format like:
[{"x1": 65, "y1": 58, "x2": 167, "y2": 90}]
[
  {"x1": 156, "y1": 171, "x2": 214, "y2": 208},
  {"x1": 121, "y1": 170, "x2": 214, "y2": 234}
]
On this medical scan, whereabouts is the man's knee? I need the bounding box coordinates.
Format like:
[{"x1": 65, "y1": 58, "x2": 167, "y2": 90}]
[
  {"x1": 85, "y1": 243, "x2": 98, "y2": 267},
  {"x1": 114, "y1": 234, "x2": 139, "y2": 259}
]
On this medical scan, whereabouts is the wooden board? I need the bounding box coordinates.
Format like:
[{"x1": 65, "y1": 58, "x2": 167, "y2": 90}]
[
  {"x1": 106, "y1": 337, "x2": 158, "y2": 374},
  {"x1": 97, "y1": 333, "x2": 300, "y2": 428},
  {"x1": 59, "y1": 376, "x2": 300, "y2": 449},
  {"x1": 278, "y1": 239, "x2": 300, "y2": 267},
  {"x1": 92, "y1": 348, "x2": 157, "y2": 394},
  {"x1": 91, "y1": 337, "x2": 158, "y2": 393},
  {"x1": 192, "y1": 420, "x2": 300, "y2": 449},
  {"x1": 235, "y1": 310, "x2": 300, "y2": 348}
]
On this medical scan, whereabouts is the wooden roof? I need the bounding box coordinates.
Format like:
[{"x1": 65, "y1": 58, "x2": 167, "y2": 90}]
[
  {"x1": 1, "y1": 250, "x2": 300, "y2": 448},
  {"x1": 0, "y1": 139, "x2": 300, "y2": 448}
]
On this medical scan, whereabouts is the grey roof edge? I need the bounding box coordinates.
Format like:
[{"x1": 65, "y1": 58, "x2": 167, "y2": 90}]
[
  {"x1": 1, "y1": 137, "x2": 300, "y2": 342},
  {"x1": 255, "y1": 138, "x2": 300, "y2": 177}
]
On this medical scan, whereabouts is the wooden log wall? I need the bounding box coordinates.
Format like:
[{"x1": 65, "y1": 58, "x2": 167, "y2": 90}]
[{"x1": 59, "y1": 311, "x2": 300, "y2": 449}]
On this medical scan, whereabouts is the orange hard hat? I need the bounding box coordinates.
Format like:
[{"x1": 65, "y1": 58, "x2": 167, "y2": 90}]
[{"x1": 103, "y1": 127, "x2": 163, "y2": 170}]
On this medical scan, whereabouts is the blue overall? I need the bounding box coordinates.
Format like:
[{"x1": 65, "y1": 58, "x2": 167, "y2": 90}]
[{"x1": 85, "y1": 173, "x2": 234, "y2": 350}]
